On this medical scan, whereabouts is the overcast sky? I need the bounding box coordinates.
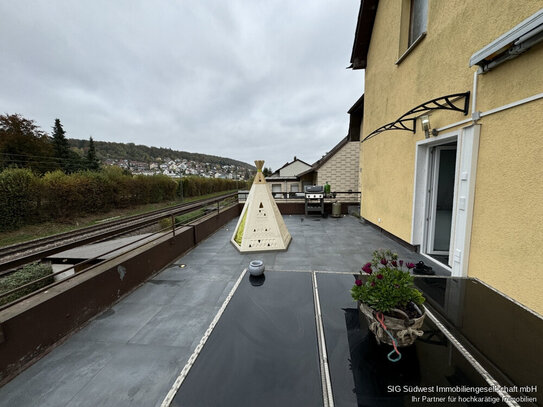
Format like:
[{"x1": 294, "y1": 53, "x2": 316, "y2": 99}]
[{"x1": 0, "y1": 1, "x2": 364, "y2": 171}]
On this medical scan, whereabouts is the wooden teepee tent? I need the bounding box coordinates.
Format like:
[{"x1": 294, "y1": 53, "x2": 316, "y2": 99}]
[{"x1": 231, "y1": 160, "x2": 291, "y2": 252}]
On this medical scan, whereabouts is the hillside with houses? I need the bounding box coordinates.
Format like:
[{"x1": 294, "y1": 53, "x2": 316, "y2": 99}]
[
  {"x1": 68, "y1": 138, "x2": 255, "y2": 180},
  {"x1": 103, "y1": 157, "x2": 252, "y2": 180}
]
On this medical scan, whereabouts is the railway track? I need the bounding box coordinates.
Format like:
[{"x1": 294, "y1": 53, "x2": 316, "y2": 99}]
[{"x1": 0, "y1": 192, "x2": 238, "y2": 273}]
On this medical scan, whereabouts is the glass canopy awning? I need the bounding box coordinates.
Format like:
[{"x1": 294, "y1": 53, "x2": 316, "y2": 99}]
[{"x1": 362, "y1": 92, "x2": 471, "y2": 143}]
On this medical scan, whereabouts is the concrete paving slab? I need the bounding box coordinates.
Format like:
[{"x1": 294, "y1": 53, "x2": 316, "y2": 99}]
[
  {"x1": 311, "y1": 253, "x2": 353, "y2": 272},
  {"x1": 274, "y1": 255, "x2": 312, "y2": 271},
  {"x1": 65, "y1": 343, "x2": 188, "y2": 407},
  {"x1": 0, "y1": 214, "x2": 451, "y2": 407},
  {"x1": 122, "y1": 279, "x2": 188, "y2": 306},
  {"x1": 128, "y1": 305, "x2": 217, "y2": 348},
  {"x1": 0, "y1": 340, "x2": 118, "y2": 407},
  {"x1": 150, "y1": 265, "x2": 191, "y2": 281},
  {"x1": 168, "y1": 275, "x2": 237, "y2": 308},
  {"x1": 71, "y1": 302, "x2": 163, "y2": 344}
]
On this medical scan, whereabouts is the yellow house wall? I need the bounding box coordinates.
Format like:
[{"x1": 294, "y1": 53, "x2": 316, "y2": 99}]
[
  {"x1": 361, "y1": 0, "x2": 543, "y2": 313},
  {"x1": 470, "y1": 102, "x2": 543, "y2": 314}
]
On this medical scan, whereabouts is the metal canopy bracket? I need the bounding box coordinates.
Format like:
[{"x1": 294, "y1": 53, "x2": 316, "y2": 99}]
[{"x1": 362, "y1": 92, "x2": 470, "y2": 142}]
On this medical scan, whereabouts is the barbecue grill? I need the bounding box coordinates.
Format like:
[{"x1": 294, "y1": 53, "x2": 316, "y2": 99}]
[{"x1": 304, "y1": 185, "x2": 324, "y2": 216}]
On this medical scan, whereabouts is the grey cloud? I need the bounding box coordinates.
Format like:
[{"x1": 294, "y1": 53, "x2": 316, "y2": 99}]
[{"x1": 0, "y1": 0, "x2": 364, "y2": 171}]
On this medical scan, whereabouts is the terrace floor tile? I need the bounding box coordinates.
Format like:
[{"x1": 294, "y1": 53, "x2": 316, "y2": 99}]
[{"x1": 0, "y1": 214, "x2": 453, "y2": 407}]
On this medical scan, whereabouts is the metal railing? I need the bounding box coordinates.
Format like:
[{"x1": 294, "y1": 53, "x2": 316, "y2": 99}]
[
  {"x1": 270, "y1": 191, "x2": 361, "y2": 202},
  {"x1": 0, "y1": 192, "x2": 238, "y2": 273},
  {"x1": 0, "y1": 192, "x2": 239, "y2": 311},
  {"x1": 238, "y1": 190, "x2": 361, "y2": 202}
]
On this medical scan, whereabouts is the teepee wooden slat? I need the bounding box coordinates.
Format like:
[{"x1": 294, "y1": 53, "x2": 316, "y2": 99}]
[{"x1": 231, "y1": 160, "x2": 291, "y2": 252}]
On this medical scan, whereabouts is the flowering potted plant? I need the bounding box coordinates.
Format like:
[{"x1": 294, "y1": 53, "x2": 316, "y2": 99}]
[{"x1": 351, "y1": 249, "x2": 426, "y2": 348}]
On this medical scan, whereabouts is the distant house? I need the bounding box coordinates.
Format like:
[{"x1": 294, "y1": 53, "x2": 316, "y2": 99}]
[
  {"x1": 298, "y1": 96, "x2": 363, "y2": 201},
  {"x1": 162, "y1": 169, "x2": 176, "y2": 177},
  {"x1": 265, "y1": 156, "x2": 312, "y2": 196}
]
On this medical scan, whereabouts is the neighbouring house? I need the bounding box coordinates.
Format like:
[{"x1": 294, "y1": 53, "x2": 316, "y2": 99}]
[
  {"x1": 350, "y1": 1, "x2": 543, "y2": 314},
  {"x1": 298, "y1": 95, "x2": 363, "y2": 201},
  {"x1": 265, "y1": 156, "x2": 312, "y2": 196}
]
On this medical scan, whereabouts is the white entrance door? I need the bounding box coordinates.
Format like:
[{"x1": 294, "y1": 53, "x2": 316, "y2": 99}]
[
  {"x1": 412, "y1": 125, "x2": 480, "y2": 277},
  {"x1": 426, "y1": 146, "x2": 457, "y2": 257}
]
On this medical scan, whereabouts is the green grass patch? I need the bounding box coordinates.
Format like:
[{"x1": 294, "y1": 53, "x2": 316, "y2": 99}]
[
  {"x1": 234, "y1": 209, "x2": 247, "y2": 245},
  {"x1": 175, "y1": 208, "x2": 206, "y2": 225},
  {"x1": 0, "y1": 263, "x2": 54, "y2": 306}
]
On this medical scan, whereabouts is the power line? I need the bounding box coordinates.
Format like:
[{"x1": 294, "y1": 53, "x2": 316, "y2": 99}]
[
  {"x1": 0, "y1": 161, "x2": 88, "y2": 170},
  {"x1": 0, "y1": 152, "x2": 93, "y2": 164}
]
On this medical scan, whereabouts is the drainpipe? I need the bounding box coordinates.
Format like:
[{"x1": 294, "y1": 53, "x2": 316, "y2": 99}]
[{"x1": 471, "y1": 67, "x2": 482, "y2": 122}]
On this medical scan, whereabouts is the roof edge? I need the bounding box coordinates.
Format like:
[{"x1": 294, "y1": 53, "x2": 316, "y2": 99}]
[
  {"x1": 298, "y1": 135, "x2": 352, "y2": 177},
  {"x1": 350, "y1": 0, "x2": 379, "y2": 70},
  {"x1": 348, "y1": 94, "x2": 365, "y2": 114}
]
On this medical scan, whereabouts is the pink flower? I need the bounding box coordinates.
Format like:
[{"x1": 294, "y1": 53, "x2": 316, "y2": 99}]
[
  {"x1": 362, "y1": 262, "x2": 373, "y2": 274},
  {"x1": 399, "y1": 260, "x2": 404, "y2": 267},
  {"x1": 380, "y1": 258, "x2": 388, "y2": 265},
  {"x1": 370, "y1": 281, "x2": 376, "y2": 287},
  {"x1": 355, "y1": 279, "x2": 363, "y2": 286},
  {"x1": 376, "y1": 274, "x2": 383, "y2": 280},
  {"x1": 406, "y1": 262, "x2": 415, "y2": 269},
  {"x1": 391, "y1": 260, "x2": 397, "y2": 267}
]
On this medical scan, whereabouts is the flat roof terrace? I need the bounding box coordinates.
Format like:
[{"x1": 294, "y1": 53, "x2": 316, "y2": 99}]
[{"x1": 1, "y1": 215, "x2": 539, "y2": 406}]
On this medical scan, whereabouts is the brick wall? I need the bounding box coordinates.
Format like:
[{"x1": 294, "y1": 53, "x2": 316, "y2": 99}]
[{"x1": 316, "y1": 141, "x2": 360, "y2": 201}]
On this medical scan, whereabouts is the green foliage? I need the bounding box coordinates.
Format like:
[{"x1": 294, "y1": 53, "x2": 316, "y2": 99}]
[
  {"x1": 0, "y1": 114, "x2": 89, "y2": 174},
  {"x1": 0, "y1": 164, "x2": 247, "y2": 230},
  {"x1": 351, "y1": 249, "x2": 425, "y2": 313},
  {"x1": 133, "y1": 174, "x2": 177, "y2": 204},
  {"x1": 174, "y1": 208, "x2": 205, "y2": 224},
  {"x1": 0, "y1": 168, "x2": 39, "y2": 230},
  {"x1": 51, "y1": 119, "x2": 70, "y2": 172},
  {"x1": 234, "y1": 210, "x2": 247, "y2": 245},
  {"x1": 351, "y1": 268, "x2": 424, "y2": 312},
  {"x1": 86, "y1": 136, "x2": 100, "y2": 171},
  {"x1": 180, "y1": 177, "x2": 248, "y2": 198},
  {"x1": 0, "y1": 263, "x2": 54, "y2": 306},
  {"x1": 371, "y1": 248, "x2": 397, "y2": 266},
  {"x1": 262, "y1": 167, "x2": 273, "y2": 177},
  {"x1": 39, "y1": 169, "x2": 178, "y2": 219},
  {"x1": 1, "y1": 114, "x2": 255, "y2": 178},
  {"x1": 41, "y1": 170, "x2": 79, "y2": 218},
  {"x1": 158, "y1": 217, "x2": 173, "y2": 230},
  {"x1": 0, "y1": 114, "x2": 59, "y2": 174},
  {"x1": 0, "y1": 167, "x2": 177, "y2": 227}
]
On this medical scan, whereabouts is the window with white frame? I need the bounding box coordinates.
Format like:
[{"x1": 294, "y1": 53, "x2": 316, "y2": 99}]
[{"x1": 409, "y1": 0, "x2": 428, "y2": 46}]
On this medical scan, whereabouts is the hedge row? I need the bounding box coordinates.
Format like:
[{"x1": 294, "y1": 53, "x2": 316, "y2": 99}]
[
  {"x1": 0, "y1": 263, "x2": 54, "y2": 306},
  {"x1": 179, "y1": 176, "x2": 246, "y2": 198},
  {"x1": 0, "y1": 167, "x2": 249, "y2": 230}
]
